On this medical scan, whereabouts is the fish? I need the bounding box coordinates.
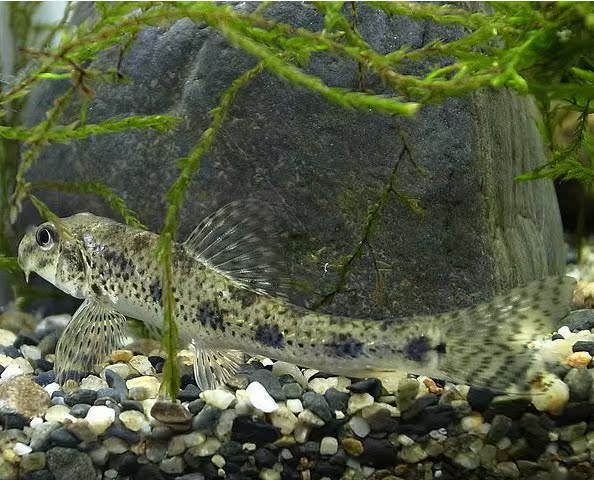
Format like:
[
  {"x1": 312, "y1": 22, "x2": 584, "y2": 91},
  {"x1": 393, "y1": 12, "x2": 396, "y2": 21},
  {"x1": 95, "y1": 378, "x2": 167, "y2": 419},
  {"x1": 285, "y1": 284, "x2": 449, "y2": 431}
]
[{"x1": 17, "y1": 201, "x2": 576, "y2": 393}]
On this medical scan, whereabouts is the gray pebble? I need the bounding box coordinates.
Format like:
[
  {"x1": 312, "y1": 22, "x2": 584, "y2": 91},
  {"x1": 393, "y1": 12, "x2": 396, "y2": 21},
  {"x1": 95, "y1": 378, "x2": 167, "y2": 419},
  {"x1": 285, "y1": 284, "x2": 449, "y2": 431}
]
[
  {"x1": 324, "y1": 388, "x2": 349, "y2": 413},
  {"x1": 188, "y1": 399, "x2": 205, "y2": 415},
  {"x1": 249, "y1": 369, "x2": 285, "y2": 401},
  {"x1": 302, "y1": 392, "x2": 332, "y2": 422},
  {"x1": 49, "y1": 427, "x2": 81, "y2": 448},
  {"x1": 69, "y1": 404, "x2": 92, "y2": 418},
  {"x1": 282, "y1": 382, "x2": 303, "y2": 399},
  {"x1": 30, "y1": 422, "x2": 60, "y2": 451},
  {"x1": 47, "y1": 447, "x2": 94, "y2": 480},
  {"x1": 105, "y1": 369, "x2": 129, "y2": 398},
  {"x1": 564, "y1": 368, "x2": 593, "y2": 402},
  {"x1": 192, "y1": 405, "x2": 221, "y2": 431},
  {"x1": 487, "y1": 415, "x2": 512, "y2": 444}
]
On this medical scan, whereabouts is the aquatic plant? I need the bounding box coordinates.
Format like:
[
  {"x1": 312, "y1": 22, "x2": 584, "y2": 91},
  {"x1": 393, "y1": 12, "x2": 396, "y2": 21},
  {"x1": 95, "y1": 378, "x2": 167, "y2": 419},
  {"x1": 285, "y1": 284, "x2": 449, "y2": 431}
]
[{"x1": 1, "y1": 2, "x2": 593, "y2": 398}]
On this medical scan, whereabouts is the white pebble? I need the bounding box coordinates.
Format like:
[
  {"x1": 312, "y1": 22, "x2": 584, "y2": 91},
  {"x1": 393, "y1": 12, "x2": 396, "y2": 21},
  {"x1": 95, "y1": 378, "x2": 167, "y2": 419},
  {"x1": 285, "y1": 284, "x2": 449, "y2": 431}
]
[
  {"x1": 1, "y1": 360, "x2": 34, "y2": 379},
  {"x1": 126, "y1": 376, "x2": 160, "y2": 399},
  {"x1": 347, "y1": 393, "x2": 374, "y2": 414},
  {"x1": 271, "y1": 362, "x2": 308, "y2": 388},
  {"x1": 45, "y1": 404, "x2": 71, "y2": 423},
  {"x1": 558, "y1": 326, "x2": 572, "y2": 337},
  {"x1": 44, "y1": 382, "x2": 61, "y2": 397},
  {"x1": 531, "y1": 375, "x2": 569, "y2": 414},
  {"x1": 349, "y1": 416, "x2": 370, "y2": 438},
  {"x1": 234, "y1": 389, "x2": 253, "y2": 414},
  {"x1": 85, "y1": 405, "x2": 116, "y2": 434},
  {"x1": 202, "y1": 389, "x2": 235, "y2": 409},
  {"x1": 119, "y1": 410, "x2": 147, "y2": 432},
  {"x1": 104, "y1": 469, "x2": 118, "y2": 480},
  {"x1": 298, "y1": 410, "x2": 325, "y2": 427},
  {"x1": 320, "y1": 437, "x2": 338, "y2": 455},
  {"x1": 242, "y1": 442, "x2": 257, "y2": 452},
  {"x1": 286, "y1": 399, "x2": 303, "y2": 414},
  {"x1": 79, "y1": 375, "x2": 109, "y2": 391},
  {"x1": 13, "y1": 442, "x2": 32, "y2": 456},
  {"x1": 270, "y1": 404, "x2": 298, "y2": 435},
  {"x1": 30, "y1": 417, "x2": 43, "y2": 427},
  {"x1": 192, "y1": 437, "x2": 221, "y2": 457},
  {"x1": 20, "y1": 345, "x2": 41, "y2": 361},
  {"x1": 211, "y1": 454, "x2": 226, "y2": 468},
  {"x1": 0, "y1": 328, "x2": 16, "y2": 347},
  {"x1": 128, "y1": 355, "x2": 155, "y2": 376},
  {"x1": 246, "y1": 381, "x2": 278, "y2": 413},
  {"x1": 215, "y1": 409, "x2": 237, "y2": 439}
]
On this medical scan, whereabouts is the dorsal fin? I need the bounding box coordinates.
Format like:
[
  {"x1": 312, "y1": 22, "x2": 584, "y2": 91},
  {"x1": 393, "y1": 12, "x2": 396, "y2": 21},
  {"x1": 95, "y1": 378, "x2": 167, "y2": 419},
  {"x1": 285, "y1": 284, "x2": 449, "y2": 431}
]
[{"x1": 183, "y1": 200, "x2": 288, "y2": 297}]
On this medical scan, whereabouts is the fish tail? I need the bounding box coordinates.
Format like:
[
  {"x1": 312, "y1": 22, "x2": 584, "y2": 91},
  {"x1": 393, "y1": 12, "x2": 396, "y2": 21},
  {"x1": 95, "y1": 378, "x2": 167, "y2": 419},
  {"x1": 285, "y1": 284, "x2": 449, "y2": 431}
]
[{"x1": 435, "y1": 275, "x2": 575, "y2": 392}]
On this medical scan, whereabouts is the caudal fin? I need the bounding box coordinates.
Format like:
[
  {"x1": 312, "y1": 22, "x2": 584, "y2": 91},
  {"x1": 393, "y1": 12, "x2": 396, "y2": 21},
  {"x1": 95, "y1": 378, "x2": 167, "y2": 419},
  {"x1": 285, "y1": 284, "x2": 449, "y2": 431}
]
[{"x1": 437, "y1": 275, "x2": 576, "y2": 392}]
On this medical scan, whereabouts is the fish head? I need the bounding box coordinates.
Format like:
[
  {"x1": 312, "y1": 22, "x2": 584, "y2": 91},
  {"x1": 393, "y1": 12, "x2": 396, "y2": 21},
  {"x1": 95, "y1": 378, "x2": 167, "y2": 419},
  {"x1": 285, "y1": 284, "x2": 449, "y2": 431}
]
[{"x1": 18, "y1": 212, "x2": 107, "y2": 299}]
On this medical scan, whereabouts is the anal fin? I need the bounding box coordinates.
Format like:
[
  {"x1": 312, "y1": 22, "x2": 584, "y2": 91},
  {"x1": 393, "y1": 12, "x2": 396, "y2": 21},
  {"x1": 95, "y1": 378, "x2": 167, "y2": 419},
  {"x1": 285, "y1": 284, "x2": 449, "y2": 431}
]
[
  {"x1": 55, "y1": 299, "x2": 126, "y2": 384},
  {"x1": 191, "y1": 339, "x2": 244, "y2": 391}
]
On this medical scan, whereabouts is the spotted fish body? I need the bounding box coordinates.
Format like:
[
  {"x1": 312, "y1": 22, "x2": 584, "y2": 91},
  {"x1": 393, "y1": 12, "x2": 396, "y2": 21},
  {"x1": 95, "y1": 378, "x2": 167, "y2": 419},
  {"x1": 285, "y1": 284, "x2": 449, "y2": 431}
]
[{"x1": 17, "y1": 203, "x2": 576, "y2": 392}]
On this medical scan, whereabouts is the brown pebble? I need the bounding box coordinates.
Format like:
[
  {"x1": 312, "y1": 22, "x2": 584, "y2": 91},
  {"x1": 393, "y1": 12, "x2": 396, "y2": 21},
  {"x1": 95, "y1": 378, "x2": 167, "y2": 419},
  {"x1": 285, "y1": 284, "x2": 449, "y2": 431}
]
[
  {"x1": 565, "y1": 351, "x2": 592, "y2": 368},
  {"x1": 150, "y1": 400, "x2": 192, "y2": 424},
  {"x1": 0, "y1": 376, "x2": 50, "y2": 418},
  {"x1": 342, "y1": 437, "x2": 364, "y2": 456},
  {"x1": 111, "y1": 349, "x2": 134, "y2": 363},
  {"x1": 423, "y1": 378, "x2": 443, "y2": 395}
]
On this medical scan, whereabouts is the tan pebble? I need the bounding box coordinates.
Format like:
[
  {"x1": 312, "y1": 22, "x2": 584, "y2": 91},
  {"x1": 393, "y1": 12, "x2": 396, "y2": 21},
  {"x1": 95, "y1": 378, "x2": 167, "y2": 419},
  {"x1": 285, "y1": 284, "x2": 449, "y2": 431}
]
[
  {"x1": 110, "y1": 349, "x2": 134, "y2": 363},
  {"x1": 341, "y1": 437, "x2": 364, "y2": 456},
  {"x1": 531, "y1": 374, "x2": 569, "y2": 414},
  {"x1": 565, "y1": 351, "x2": 592, "y2": 368},
  {"x1": 423, "y1": 377, "x2": 443, "y2": 395}
]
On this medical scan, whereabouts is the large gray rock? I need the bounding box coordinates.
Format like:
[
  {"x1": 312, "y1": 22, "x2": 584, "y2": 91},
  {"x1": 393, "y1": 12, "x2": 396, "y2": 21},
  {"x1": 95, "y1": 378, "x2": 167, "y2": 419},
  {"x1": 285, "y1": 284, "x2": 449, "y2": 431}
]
[{"x1": 22, "y1": 3, "x2": 565, "y2": 318}]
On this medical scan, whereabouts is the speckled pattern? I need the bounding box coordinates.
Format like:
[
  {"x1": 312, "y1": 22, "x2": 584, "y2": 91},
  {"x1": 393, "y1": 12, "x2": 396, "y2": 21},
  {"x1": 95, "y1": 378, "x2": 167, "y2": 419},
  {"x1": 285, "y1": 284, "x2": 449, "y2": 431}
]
[{"x1": 18, "y1": 213, "x2": 576, "y2": 392}]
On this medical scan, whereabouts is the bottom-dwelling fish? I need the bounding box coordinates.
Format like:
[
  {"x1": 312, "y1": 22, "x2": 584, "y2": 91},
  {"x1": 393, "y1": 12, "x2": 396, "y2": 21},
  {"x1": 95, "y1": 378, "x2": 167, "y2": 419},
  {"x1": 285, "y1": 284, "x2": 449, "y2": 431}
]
[{"x1": 17, "y1": 202, "x2": 575, "y2": 393}]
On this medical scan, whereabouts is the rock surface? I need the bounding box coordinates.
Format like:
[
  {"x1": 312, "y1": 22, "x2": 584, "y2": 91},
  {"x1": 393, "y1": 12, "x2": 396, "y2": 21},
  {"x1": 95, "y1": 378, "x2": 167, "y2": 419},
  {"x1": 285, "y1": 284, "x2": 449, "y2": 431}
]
[{"x1": 22, "y1": 3, "x2": 564, "y2": 318}]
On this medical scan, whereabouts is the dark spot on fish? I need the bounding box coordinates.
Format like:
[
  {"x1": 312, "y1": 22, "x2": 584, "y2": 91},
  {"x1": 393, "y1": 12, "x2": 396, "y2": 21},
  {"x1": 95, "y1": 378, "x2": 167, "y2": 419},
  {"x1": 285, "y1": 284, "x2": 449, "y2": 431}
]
[
  {"x1": 229, "y1": 285, "x2": 258, "y2": 308},
  {"x1": 149, "y1": 278, "x2": 162, "y2": 304},
  {"x1": 91, "y1": 284, "x2": 102, "y2": 296},
  {"x1": 325, "y1": 333, "x2": 364, "y2": 359},
  {"x1": 403, "y1": 336, "x2": 431, "y2": 361},
  {"x1": 254, "y1": 323, "x2": 285, "y2": 348},
  {"x1": 196, "y1": 301, "x2": 225, "y2": 332},
  {"x1": 132, "y1": 234, "x2": 151, "y2": 251},
  {"x1": 436, "y1": 343, "x2": 447, "y2": 354},
  {"x1": 36, "y1": 257, "x2": 51, "y2": 270}
]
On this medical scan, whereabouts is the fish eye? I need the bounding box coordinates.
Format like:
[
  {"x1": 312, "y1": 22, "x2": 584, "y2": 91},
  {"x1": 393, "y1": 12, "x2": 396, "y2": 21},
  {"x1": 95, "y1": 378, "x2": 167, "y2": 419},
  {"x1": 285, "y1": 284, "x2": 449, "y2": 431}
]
[{"x1": 35, "y1": 225, "x2": 57, "y2": 250}]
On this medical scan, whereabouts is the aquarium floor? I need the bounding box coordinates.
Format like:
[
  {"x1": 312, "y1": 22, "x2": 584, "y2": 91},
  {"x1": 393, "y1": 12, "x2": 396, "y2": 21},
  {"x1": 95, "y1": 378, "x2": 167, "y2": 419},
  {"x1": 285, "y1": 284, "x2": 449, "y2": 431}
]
[{"x1": 2, "y1": 306, "x2": 594, "y2": 480}]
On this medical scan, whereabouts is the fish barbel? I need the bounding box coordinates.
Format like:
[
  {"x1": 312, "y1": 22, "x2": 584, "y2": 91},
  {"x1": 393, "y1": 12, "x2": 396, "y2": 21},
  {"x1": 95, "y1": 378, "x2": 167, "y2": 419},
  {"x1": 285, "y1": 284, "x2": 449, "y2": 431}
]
[{"x1": 17, "y1": 201, "x2": 575, "y2": 392}]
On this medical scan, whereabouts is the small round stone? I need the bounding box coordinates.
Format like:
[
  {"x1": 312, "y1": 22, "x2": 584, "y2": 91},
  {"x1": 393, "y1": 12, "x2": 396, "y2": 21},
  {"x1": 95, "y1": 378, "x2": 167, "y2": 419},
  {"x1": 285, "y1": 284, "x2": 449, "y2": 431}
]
[
  {"x1": 565, "y1": 351, "x2": 592, "y2": 368},
  {"x1": 111, "y1": 349, "x2": 134, "y2": 362},
  {"x1": 320, "y1": 437, "x2": 338, "y2": 456},
  {"x1": 564, "y1": 367, "x2": 593, "y2": 402},
  {"x1": 45, "y1": 405, "x2": 71, "y2": 423},
  {"x1": 69, "y1": 404, "x2": 92, "y2": 418},
  {"x1": 282, "y1": 382, "x2": 303, "y2": 399},
  {"x1": 126, "y1": 376, "x2": 160, "y2": 399},
  {"x1": 150, "y1": 400, "x2": 192, "y2": 424},
  {"x1": 211, "y1": 454, "x2": 225, "y2": 468},
  {"x1": 129, "y1": 355, "x2": 155, "y2": 376},
  {"x1": 79, "y1": 375, "x2": 109, "y2": 391},
  {"x1": 286, "y1": 399, "x2": 303, "y2": 414}
]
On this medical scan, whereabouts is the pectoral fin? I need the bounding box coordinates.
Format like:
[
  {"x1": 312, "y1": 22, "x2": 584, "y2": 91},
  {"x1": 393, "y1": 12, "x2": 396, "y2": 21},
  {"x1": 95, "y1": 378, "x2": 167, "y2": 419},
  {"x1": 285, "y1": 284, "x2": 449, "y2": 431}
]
[
  {"x1": 191, "y1": 340, "x2": 244, "y2": 391},
  {"x1": 55, "y1": 298, "x2": 127, "y2": 384}
]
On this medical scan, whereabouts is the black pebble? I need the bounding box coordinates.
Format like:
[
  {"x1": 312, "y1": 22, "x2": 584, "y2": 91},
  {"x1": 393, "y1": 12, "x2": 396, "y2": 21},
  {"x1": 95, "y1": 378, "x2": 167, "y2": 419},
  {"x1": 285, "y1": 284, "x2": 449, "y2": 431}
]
[
  {"x1": 105, "y1": 369, "x2": 129, "y2": 398},
  {"x1": 192, "y1": 405, "x2": 221, "y2": 431},
  {"x1": 483, "y1": 397, "x2": 531, "y2": 421},
  {"x1": 178, "y1": 384, "x2": 201, "y2": 402},
  {"x1": 33, "y1": 371, "x2": 56, "y2": 387},
  {"x1": 467, "y1": 387, "x2": 495, "y2": 411},
  {"x1": 573, "y1": 340, "x2": 594, "y2": 355},
  {"x1": 367, "y1": 408, "x2": 399, "y2": 433},
  {"x1": 14, "y1": 334, "x2": 39, "y2": 348},
  {"x1": 106, "y1": 423, "x2": 140, "y2": 444},
  {"x1": 551, "y1": 333, "x2": 564, "y2": 341},
  {"x1": 231, "y1": 415, "x2": 281, "y2": 446},
  {"x1": 20, "y1": 470, "x2": 54, "y2": 480},
  {"x1": 69, "y1": 404, "x2": 92, "y2": 418},
  {"x1": 110, "y1": 451, "x2": 140, "y2": 475},
  {"x1": 218, "y1": 440, "x2": 243, "y2": 458},
  {"x1": 360, "y1": 437, "x2": 398, "y2": 468},
  {"x1": 49, "y1": 427, "x2": 81, "y2": 447},
  {"x1": 315, "y1": 462, "x2": 345, "y2": 478},
  {"x1": 0, "y1": 365, "x2": 4, "y2": 376},
  {"x1": 121, "y1": 400, "x2": 144, "y2": 413},
  {"x1": 565, "y1": 309, "x2": 594, "y2": 333},
  {"x1": 324, "y1": 388, "x2": 349, "y2": 413},
  {"x1": 132, "y1": 464, "x2": 165, "y2": 480},
  {"x1": 64, "y1": 389, "x2": 97, "y2": 406},
  {"x1": 254, "y1": 447, "x2": 277, "y2": 467},
  {"x1": 96, "y1": 388, "x2": 121, "y2": 403},
  {"x1": 402, "y1": 394, "x2": 439, "y2": 421},
  {"x1": 180, "y1": 373, "x2": 197, "y2": 389},
  {"x1": 347, "y1": 378, "x2": 382, "y2": 399},
  {"x1": 148, "y1": 355, "x2": 165, "y2": 368},
  {"x1": 35, "y1": 358, "x2": 54, "y2": 372},
  {"x1": 154, "y1": 361, "x2": 164, "y2": 374},
  {"x1": 1, "y1": 413, "x2": 28, "y2": 429}
]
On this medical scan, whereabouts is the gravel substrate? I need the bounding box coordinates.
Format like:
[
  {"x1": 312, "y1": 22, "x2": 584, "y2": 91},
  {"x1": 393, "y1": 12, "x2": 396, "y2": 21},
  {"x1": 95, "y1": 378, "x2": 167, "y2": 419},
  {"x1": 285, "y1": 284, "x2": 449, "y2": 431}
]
[{"x1": 3, "y1": 309, "x2": 594, "y2": 480}]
